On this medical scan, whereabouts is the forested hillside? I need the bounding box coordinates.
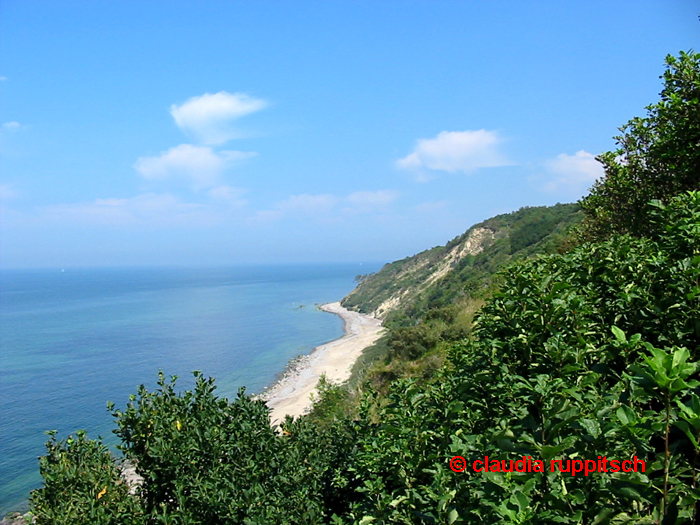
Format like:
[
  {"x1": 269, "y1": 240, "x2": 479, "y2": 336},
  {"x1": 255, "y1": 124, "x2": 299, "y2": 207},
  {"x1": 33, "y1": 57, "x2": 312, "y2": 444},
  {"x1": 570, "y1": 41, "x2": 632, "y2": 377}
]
[
  {"x1": 342, "y1": 202, "x2": 580, "y2": 323},
  {"x1": 25, "y1": 51, "x2": 700, "y2": 524},
  {"x1": 339, "y1": 202, "x2": 582, "y2": 392}
]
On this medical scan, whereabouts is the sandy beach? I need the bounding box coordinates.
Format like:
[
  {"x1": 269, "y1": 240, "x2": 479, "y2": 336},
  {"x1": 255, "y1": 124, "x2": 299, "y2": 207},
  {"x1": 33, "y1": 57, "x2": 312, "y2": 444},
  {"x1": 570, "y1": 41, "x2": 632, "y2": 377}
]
[{"x1": 262, "y1": 302, "x2": 384, "y2": 424}]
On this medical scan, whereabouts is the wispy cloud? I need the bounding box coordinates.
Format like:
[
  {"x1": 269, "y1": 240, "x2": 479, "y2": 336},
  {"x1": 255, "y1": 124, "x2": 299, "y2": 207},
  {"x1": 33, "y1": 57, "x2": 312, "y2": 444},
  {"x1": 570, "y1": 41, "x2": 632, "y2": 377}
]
[
  {"x1": 537, "y1": 150, "x2": 603, "y2": 196},
  {"x1": 397, "y1": 130, "x2": 512, "y2": 179},
  {"x1": 134, "y1": 144, "x2": 256, "y2": 190},
  {"x1": 0, "y1": 76, "x2": 7, "y2": 82},
  {"x1": 253, "y1": 190, "x2": 398, "y2": 223},
  {"x1": 41, "y1": 193, "x2": 219, "y2": 227},
  {"x1": 344, "y1": 190, "x2": 398, "y2": 214},
  {"x1": 2, "y1": 121, "x2": 22, "y2": 132},
  {"x1": 255, "y1": 193, "x2": 338, "y2": 222},
  {"x1": 347, "y1": 190, "x2": 397, "y2": 207},
  {"x1": 170, "y1": 91, "x2": 268, "y2": 145}
]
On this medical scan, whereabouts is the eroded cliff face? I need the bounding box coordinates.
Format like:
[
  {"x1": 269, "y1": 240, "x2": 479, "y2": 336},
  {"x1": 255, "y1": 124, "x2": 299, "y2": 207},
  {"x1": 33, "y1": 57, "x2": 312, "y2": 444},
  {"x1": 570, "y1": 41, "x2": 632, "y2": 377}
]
[
  {"x1": 370, "y1": 227, "x2": 495, "y2": 319},
  {"x1": 422, "y1": 227, "x2": 493, "y2": 287},
  {"x1": 345, "y1": 226, "x2": 496, "y2": 319}
]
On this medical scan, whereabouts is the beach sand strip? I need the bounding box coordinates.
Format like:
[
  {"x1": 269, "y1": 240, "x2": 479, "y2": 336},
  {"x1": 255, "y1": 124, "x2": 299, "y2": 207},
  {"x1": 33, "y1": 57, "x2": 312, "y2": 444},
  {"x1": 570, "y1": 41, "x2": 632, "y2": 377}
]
[{"x1": 263, "y1": 302, "x2": 384, "y2": 424}]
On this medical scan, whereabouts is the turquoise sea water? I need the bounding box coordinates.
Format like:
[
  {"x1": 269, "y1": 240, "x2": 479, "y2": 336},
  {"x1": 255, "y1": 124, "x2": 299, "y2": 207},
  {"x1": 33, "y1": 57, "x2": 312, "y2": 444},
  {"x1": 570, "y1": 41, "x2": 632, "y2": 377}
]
[{"x1": 0, "y1": 263, "x2": 377, "y2": 515}]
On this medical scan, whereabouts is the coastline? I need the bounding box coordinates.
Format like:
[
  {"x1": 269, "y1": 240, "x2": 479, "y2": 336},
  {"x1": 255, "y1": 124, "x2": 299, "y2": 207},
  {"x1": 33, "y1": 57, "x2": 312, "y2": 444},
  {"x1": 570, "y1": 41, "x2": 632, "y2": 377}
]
[
  {"x1": 0, "y1": 267, "x2": 378, "y2": 518},
  {"x1": 260, "y1": 302, "x2": 384, "y2": 424}
]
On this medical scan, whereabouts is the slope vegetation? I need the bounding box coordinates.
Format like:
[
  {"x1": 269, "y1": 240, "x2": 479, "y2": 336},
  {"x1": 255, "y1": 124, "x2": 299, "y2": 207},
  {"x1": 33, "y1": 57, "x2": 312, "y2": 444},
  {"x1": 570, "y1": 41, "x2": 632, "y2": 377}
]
[{"x1": 342, "y1": 203, "x2": 580, "y2": 326}]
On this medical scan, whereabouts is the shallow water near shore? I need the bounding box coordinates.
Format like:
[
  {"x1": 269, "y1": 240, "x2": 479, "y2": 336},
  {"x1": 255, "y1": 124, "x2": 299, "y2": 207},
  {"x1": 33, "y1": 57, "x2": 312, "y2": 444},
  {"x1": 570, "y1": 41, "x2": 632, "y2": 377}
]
[{"x1": 0, "y1": 263, "x2": 378, "y2": 515}]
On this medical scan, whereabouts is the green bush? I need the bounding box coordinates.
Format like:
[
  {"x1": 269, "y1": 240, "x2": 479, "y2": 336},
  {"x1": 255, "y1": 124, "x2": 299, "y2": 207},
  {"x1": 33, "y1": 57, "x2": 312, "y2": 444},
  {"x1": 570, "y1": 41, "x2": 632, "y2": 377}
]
[
  {"x1": 110, "y1": 371, "x2": 355, "y2": 524},
  {"x1": 30, "y1": 430, "x2": 142, "y2": 525},
  {"x1": 340, "y1": 192, "x2": 700, "y2": 523},
  {"x1": 580, "y1": 51, "x2": 700, "y2": 240},
  {"x1": 31, "y1": 371, "x2": 361, "y2": 524}
]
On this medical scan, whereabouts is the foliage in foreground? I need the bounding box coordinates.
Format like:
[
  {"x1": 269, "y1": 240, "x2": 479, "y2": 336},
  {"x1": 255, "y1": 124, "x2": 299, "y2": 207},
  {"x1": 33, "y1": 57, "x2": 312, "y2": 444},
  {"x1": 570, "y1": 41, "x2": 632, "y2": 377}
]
[
  {"x1": 31, "y1": 373, "x2": 359, "y2": 525},
  {"x1": 579, "y1": 50, "x2": 700, "y2": 240},
  {"x1": 340, "y1": 192, "x2": 700, "y2": 523},
  {"x1": 30, "y1": 430, "x2": 140, "y2": 525},
  {"x1": 30, "y1": 191, "x2": 700, "y2": 524}
]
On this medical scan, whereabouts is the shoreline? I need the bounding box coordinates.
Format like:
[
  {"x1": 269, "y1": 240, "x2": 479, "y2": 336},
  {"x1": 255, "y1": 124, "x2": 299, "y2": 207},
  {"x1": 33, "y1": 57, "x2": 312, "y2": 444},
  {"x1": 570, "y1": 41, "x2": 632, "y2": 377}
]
[{"x1": 260, "y1": 302, "x2": 384, "y2": 424}]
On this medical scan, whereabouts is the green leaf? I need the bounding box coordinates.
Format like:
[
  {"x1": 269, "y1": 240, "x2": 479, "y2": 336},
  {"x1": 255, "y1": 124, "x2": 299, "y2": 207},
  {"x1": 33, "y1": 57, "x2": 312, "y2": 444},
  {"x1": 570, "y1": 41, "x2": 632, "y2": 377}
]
[
  {"x1": 616, "y1": 405, "x2": 637, "y2": 426},
  {"x1": 611, "y1": 325, "x2": 626, "y2": 343},
  {"x1": 580, "y1": 418, "x2": 601, "y2": 438},
  {"x1": 513, "y1": 492, "x2": 530, "y2": 513},
  {"x1": 389, "y1": 496, "x2": 407, "y2": 508}
]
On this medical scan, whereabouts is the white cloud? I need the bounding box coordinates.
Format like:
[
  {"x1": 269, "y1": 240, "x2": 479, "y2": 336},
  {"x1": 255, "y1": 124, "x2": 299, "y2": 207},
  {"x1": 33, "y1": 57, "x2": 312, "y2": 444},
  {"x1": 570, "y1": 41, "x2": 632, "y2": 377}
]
[
  {"x1": 347, "y1": 190, "x2": 398, "y2": 207},
  {"x1": 3, "y1": 121, "x2": 21, "y2": 131},
  {"x1": 250, "y1": 194, "x2": 338, "y2": 223},
  {"x1": 42, "y1": 193, "x2": 218, "y2": 226},
  {"x1": 36, "y1": 188, "x2": 249, "y2": 228},
  {"x1": 539, "y1": 150, "x2": 604, "y2": 195},
  {"x1": 0, "y1": 76, "x2": 7, "y2": 82},
  {"x1": 397, "y1": 130, "x2": 512, "y2": 177},
  {"x1": 133, "y1": 144, "x2": 256, "y2": 190},
  {"x1": 344, "y1": 190, "x2": 398, "y2": 214},
  {"x1": 170, "y1": 91, "x2": 267, "y2": 145},
  {"x1": 253, "y1": 190, "x2": 399, "y2": 223}
]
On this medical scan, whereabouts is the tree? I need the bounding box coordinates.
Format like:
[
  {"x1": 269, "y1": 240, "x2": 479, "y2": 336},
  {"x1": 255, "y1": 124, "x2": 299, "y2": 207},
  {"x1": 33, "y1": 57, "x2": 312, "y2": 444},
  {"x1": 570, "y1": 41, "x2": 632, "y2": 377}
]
[{"x1": 580, "y1": 51, "x2": 700, "y2": 239}]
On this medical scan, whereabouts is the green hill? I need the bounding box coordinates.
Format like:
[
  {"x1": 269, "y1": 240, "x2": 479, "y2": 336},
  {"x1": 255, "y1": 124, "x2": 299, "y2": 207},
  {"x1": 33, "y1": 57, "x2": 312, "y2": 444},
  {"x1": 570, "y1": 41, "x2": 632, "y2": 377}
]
[{"x1": 343, "y1": 203, "x2": 580, "y2": 326}]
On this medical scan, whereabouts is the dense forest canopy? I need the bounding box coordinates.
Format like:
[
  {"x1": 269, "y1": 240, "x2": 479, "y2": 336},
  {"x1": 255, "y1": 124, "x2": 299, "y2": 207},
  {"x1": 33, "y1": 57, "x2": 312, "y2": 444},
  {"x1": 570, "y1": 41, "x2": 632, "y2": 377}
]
[{"x1": 25, "y1": 51, "x2": 700, "y2": 524}]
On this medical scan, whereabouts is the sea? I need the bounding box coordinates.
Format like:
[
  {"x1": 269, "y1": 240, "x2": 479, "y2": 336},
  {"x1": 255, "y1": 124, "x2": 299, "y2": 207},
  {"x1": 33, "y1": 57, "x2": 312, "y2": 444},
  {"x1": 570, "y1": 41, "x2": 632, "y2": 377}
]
[{"x1": 0, "y1": 263, "x2": 379, "y2": 515}]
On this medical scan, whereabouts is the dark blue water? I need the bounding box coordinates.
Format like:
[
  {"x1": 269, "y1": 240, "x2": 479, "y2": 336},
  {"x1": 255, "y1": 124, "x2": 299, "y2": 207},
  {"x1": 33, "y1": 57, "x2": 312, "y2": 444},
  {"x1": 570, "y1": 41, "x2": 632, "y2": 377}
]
[{"x1": 0, "y1": 263, "x2": 377, "y2": 515}]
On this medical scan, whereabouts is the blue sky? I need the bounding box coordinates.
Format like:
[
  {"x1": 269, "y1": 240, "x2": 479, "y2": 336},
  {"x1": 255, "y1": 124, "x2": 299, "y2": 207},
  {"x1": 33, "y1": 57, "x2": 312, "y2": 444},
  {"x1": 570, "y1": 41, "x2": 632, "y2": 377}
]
[{"x1": 0, "y1": 1, "x2": 697, "y2": 268}]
